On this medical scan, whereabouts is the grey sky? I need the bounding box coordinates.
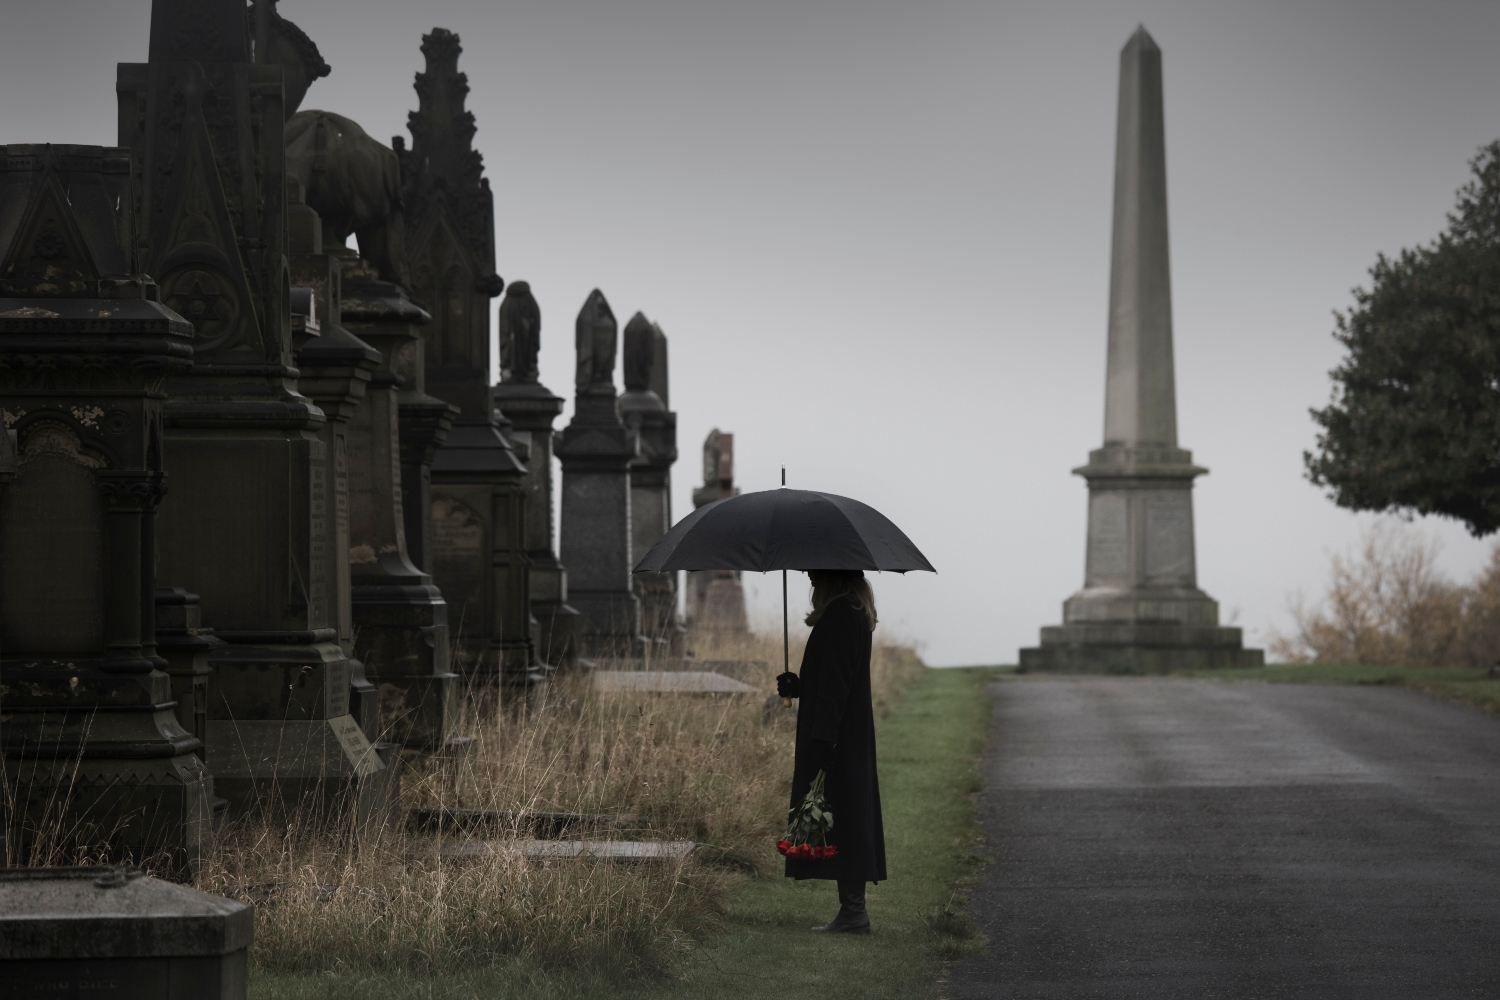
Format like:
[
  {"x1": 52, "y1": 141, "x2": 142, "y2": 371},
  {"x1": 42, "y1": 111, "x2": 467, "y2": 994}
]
[{"x1": 5, "y1": 0, "x2": 1500, "y2": 664}]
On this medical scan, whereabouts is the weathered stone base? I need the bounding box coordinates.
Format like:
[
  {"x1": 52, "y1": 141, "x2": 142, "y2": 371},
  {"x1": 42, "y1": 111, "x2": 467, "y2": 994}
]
[
  {"x1": 569, "y1": 589, "x2": 647, "y2": 659},
  {"x1": 205, "y1": 717, "x2": 387, "y2": 826},
  {"x1": 1, "y1": 754, "x2": 212, "y2": 874},
  {"x1": 1021, "y1": 622, "x2": 1263, "y2": 674},
  {"x1": 352, "y1": 584, "x2": 461, "y2": 751}
]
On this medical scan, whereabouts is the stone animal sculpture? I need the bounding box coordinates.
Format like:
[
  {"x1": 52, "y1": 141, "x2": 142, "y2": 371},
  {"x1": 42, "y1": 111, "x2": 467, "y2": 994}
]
[
  {"x1": 257, "y1": 1, "x2": 412, "y2": 288},
  {"x1": 284, "y1": 111, "x2": 411, "y2": 288}
]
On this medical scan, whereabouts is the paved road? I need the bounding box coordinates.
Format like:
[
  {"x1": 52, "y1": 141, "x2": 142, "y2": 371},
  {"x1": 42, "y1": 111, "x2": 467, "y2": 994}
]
[{"x1": 945, "y1": 678, "x2": 1500, "y2": 999}]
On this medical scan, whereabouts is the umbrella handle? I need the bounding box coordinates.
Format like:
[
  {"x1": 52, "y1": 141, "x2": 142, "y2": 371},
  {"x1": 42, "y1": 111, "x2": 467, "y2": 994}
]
[{"x1": 782, "y1": 697, "x2": 792, "y2": 708}]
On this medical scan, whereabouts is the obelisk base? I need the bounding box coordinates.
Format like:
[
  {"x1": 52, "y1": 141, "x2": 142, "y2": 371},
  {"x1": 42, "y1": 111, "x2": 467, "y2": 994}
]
[{"x1": 1021, "y1": 621, "x2": 1263, "y2": 674}]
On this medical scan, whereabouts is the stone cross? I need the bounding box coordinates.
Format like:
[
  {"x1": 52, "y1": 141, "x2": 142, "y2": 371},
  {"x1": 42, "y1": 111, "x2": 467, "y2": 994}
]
[
  {"x1": 619, "y1": 312, "x2": 682, "y2": 651},
  {"x1": 494, "y1": 282, "x2": 581, "y2": 667},
  {"x1": 1020, "y1": 27, "x2": 1261, "y2": 673},
  {"x1": 399, "y1": 27, "x2": 541, "y2": 690},
  {"x1": 556, "y1": 290, "x2": 644, "y2": 657}
]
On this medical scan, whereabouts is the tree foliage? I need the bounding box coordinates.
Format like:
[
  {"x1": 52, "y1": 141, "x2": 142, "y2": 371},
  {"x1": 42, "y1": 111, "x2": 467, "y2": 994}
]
[{"x1": 1307, "y1": 141, "x2": 1500, "y2": 536}]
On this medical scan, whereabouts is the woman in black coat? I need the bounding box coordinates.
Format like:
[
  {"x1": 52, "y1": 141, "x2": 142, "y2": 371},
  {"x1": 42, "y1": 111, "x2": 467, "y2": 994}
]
[{"x1": 777, "y1": 569, "x2": 886, "y2": 934}]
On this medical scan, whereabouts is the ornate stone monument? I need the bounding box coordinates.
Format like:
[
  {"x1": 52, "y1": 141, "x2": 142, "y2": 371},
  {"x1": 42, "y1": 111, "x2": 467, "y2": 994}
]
[
  {"x1": 687, "y1": 430, "x2": 747, "y2": 633},
  {"x1": 618, "y1": 312, "x2": 682, "y2": 650},
  {"x1": 0, "y1": 143, "x2": 210, "y2": 870},
  {"x1": 493, "y1": 282, "x2": 581, "y2": 668},
  {"x1": 398, "y1": 28, "x2": 541, "y2": 689},
  {"x1": 556, "y1": 290, "x2": 644, "y2": 657},
  {"x1": 116, "y1": 0, "x2": 383, "y2": 814},
  {"x1": 1020, "y1": 28, "x2": 1262, "y2": 673}
]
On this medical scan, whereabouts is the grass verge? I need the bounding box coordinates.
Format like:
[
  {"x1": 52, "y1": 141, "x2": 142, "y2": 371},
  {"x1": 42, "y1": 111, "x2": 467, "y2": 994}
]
[
  {"x1": 1177, "y1": 662, "x2": 1500, "y2": 716},
  {"x1": 615, "y1": 665, "x2": 998, "y2": 1000}
]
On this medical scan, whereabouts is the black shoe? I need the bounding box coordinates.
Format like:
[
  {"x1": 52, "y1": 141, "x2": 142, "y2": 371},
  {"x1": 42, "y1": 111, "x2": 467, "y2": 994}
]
[{"x1": 811, "y1": 908, "x2": 871, "y2": 934}]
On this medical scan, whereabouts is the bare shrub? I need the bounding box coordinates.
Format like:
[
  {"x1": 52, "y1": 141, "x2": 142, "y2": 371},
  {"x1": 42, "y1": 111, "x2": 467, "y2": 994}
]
[{"x1": 1270, "y1": 521, "x2": 1495, "y2": 666}]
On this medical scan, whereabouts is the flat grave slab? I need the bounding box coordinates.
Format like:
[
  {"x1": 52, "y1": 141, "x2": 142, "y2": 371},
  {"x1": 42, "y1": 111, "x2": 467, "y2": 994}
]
[
  {"x1": 591, "y1": 670, "x2": 752, "y2": 695},
  {"x1": 440, "y1": 840, "x2": 697, "y2": 862}
]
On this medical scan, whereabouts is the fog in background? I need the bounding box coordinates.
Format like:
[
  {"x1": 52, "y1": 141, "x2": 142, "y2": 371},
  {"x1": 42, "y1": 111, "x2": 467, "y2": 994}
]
[{"x1": 5, "y1": 0, "x2": 1500, "y2": 664}]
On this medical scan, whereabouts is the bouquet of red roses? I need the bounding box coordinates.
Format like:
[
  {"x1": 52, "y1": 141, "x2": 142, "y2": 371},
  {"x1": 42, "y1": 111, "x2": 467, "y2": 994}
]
[{"x1": 776, "y1": 768, "x2": 839, "y2": 860}]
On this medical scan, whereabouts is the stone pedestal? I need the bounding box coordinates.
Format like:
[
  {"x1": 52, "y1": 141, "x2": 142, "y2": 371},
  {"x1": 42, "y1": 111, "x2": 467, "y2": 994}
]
[
  {"x1": 398, "y1": 29, "x2": 543, "y2": 690},
  {"x1": 494, "y1": 283, "x2": 581, "y2": 669},
  {"x1": 339, "y1": 252, "x2": 463, "y2": 751},
  {"x1": 557, "y1": 290, "x2": 643, "y2": 658},
  {"x1": 619, "y1": 312, "x2": 683, "y2": 652},
  {"x1": 0, "y1": 144, "x2": 211, "y2": 872},
  {"x1": 0, "y1": 866, "x2": 252, "y2": 999},
  {"x1": 1020, "y1": 28, "x2": 1261, "y2": 674},
  {"x1": 117, "y1": 1, "x2": 383, "y2": 816}
]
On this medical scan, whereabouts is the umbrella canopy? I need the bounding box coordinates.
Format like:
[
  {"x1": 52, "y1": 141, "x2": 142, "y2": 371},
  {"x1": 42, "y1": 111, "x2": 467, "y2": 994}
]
[{"x1": 633, "y1": 488, "x2": 936, "y2": 574}]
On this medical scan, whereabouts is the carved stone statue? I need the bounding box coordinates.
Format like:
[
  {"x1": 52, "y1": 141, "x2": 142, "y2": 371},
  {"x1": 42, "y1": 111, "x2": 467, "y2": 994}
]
[
  {"x1": 575, "y1": 289, "x2": 617, "y2": 393},
  {"x1": 623, "y1": 311, "x2": 656, "y2": 393},
  {"x1": 499, "y1": 280, "x2": 541, "y2": 384},
  {"x1": 284, "y1": 111, "x2": 411, "y2": 288}
]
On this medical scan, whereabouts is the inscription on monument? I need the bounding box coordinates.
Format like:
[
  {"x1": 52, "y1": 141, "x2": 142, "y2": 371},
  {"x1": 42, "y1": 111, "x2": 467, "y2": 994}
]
[
  {"x1": 1086, "y1": 492, "x2": 1128, "y2": 582},
  {"x1": 1144, "y1": 492, "x2": 1192, "y2": 581}
]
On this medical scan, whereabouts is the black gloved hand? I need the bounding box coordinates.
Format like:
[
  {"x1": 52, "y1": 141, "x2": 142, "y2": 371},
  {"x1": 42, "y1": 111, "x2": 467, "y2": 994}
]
[
  {"x1": 808, "y1": 738, "x2": 837, "y2": 773},
  {"x1": 777, "y1": 671, "x2": 801, "y2": 699}
]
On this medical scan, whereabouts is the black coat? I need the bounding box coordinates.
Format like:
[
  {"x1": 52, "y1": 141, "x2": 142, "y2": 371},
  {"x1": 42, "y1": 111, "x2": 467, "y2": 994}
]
[{"x1": 784, "y1": 594, "x2": 887, "y2": 883}]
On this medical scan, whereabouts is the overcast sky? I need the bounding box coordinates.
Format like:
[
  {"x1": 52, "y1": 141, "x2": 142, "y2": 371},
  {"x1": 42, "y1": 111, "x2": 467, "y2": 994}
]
[{"x1": 5, "y1": 0, "x2": 1500, "y2": 665}]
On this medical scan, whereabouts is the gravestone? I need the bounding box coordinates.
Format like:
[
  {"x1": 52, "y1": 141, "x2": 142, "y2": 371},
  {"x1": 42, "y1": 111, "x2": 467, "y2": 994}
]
[
  {"x1": 338, "y1": 251, "x2": 464, "y2": 752},
  {"x1": 1019, "y1": 28, "x2": 1263, "y2": 673},
  {"x1": 0, "y1": 866, "x2": 252, "y2": 999},
  {"x1": 687, "y1": 429, "x2": 747, "y2": 632},
  {"x1": 493, "y1": 281, "x2": 582, "y2": 668},
  {"x1": 618, "y1": 312, "x2": 682, "y2": 651},
  {"x1": 398, "y1": 28, "x2": 542, "y2": 690},
  {"x1": 0, "y1": 144, "x2": 210, "y2": 872},
  {"x1": 556, "y1": 290, "x2": 644, "y2": 657},
  {"x1": 116, "y1": 0, "x2": 383, "y2": 814},
  {"x1": 285, "y1": 181, "x2": 387, "y2": 754}
]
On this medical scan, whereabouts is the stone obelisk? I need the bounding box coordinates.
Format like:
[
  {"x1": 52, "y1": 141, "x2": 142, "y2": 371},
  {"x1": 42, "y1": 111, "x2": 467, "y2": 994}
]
[{"x1": 1021, "y1": 27, "x2": 1261, "y2": 673}]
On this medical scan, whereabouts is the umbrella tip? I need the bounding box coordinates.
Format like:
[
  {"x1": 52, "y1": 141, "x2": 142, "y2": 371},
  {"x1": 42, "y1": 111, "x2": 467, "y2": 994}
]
[{"x1": 781, "y1": 465, "x2": 786, "y2": 488}]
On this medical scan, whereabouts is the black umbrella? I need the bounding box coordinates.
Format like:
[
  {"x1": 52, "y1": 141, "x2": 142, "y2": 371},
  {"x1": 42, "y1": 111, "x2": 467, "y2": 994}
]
[{"x1": 633, "y1": 484, "x2": 935, "y2": 689}]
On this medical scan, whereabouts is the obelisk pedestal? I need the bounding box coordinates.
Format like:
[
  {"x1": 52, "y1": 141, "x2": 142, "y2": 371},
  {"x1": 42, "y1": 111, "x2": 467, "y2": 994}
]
[
  {"x1": 619, "y1": 312, "x2": 682, "y2": 653},
  {"x1": 494, "y1": 282, "x2": 582, "y2": 669},
  {"x1": 556, "y1": 290, "x2": 644, "y2": 659},
  {"x1": 1020, "y1": 27, "x2": 1261, "y2": 674}
]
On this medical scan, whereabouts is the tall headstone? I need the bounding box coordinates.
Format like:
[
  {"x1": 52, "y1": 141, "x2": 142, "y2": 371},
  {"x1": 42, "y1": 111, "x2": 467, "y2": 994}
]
[
  {"x1": 0, "y1": 144, "x2": 210, "y2": 871},
  {"x1": 116, "y1": 0, "x2": 382, "y2": 814},
  {"x1": 687, "y1": 429, "x2": 747, "y2": 633},
  {"x1": 286, "y1": 183, "x2": 400, "y2": 797},
  {"x1": 493, "y1": 282, "x2": 581, "y2": 668},
  {"x1": 338, "y1": 251, "x2": 463, "y2": 751},
  {"x1": 556, "y1": 290, "x2": 643, "y2": 657},
  {"x1": 398, "y1": 28, "x2": 541, "y2": 689},
  {"x1": 618, "y1": 312, "x2": 682, "y2": 650},
  {"x1": 1020, "y1": 28, "x2": 1262, "y2": 673}
]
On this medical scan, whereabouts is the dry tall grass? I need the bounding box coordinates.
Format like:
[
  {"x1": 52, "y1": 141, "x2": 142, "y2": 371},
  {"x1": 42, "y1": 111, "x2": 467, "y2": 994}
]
[
  {"x1": 190, "y1": 627, "x2": 924, "y2": 981},
  {"x1": 1270, "y1": 521, "x2": 1500, "y2": 667}
]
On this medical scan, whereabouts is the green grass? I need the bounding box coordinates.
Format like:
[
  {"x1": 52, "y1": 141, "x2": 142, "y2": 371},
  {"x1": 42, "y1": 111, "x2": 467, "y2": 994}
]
[
  {"x1": 1176, "y1": 662, "x2": 1500, "y2": 715},
  {"x1": 249, "y1": 667, "x2": 999, "y2": 1000},
  {"x1": 617, "y1": 666, "x2": 996, "y2": 1000}
]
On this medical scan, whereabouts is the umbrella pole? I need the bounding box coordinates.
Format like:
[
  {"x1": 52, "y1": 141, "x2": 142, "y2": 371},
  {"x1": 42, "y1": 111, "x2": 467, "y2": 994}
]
[{"x1": 782, "y1": 568, "x2": 791, "y2": 707}]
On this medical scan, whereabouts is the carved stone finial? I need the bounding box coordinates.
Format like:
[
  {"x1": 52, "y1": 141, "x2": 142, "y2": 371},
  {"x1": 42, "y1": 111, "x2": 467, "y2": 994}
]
[
  {"x1": 499, "y1": 280, "x2": 541, "y2": 384},
  {"x1": 623, "y1": 312, "x2": 654, "y2": 392},
  {"x1": 251, "y1": 0, "x2": 331, "y2": 118},
  {"x1": 399, "y1": 26, "x2": 499, "y2": 290},
  {"x1": 575, "y1": 289, "x2": 617, "y2": 394}
]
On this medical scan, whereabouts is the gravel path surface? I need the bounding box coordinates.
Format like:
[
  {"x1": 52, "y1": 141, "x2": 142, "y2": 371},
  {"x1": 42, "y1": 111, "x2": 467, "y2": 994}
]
[{"x1": 945, "y1": 677, "x2": 1500, "y2": 999}]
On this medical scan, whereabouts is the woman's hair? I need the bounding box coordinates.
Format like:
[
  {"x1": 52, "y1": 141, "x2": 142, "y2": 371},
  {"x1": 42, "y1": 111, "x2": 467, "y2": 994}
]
[{"x1": 805, "y1": 570, "x2": 878, "y2": 632}]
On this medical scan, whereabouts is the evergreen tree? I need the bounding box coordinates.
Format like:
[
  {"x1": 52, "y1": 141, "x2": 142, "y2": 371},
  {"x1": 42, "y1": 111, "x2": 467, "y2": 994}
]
[{"x1": 1308, "y1": 141, "x2": 1500, "y2": 536}]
